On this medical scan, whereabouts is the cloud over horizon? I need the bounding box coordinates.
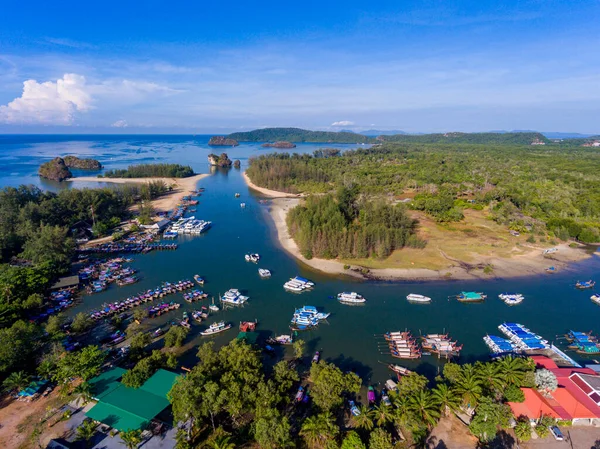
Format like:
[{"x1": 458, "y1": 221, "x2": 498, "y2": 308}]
[{"x1": 331, "y1": 121, "x2": 354, "y2": 127}]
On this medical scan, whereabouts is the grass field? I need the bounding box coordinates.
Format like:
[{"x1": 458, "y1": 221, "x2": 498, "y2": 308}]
[{"x1": 342, "y1": 209, "x2": 548, "y2": 271}]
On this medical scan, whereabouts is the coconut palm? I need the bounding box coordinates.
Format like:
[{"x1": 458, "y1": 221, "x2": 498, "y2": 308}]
[
  {"x1": 391, "y1": 394, "x2": 416, "y2": 429},
  {"x1": 2, "y1": 371, "x2": 31, "y2": 393},
  {"x1": 475, "y1": 362, "x2": 506, "y2": 394},
  {"x1": 209, "y1": 435, "x2": 236, "y2": 449},
  {"x1": 407, "y1": 389, "x2": 441, "y2": 429},
  {"x1": 120, "y1": 429, "x2": 143, "y2": 449},
  {"x1": 455, "y1": 366, "x2": 483, "y2": 408},
  {"x1": 72, "y1": 381, "x2": 93, "y2": 406},
  {"x1": 300, "y1": 412, "x2": 339, "y2": 449},
  {"x1": 353, "y1": 405, "x2": 375, "y2": 430},
  {"x1": 36, "y1": 360, "x2": 56, "y2": 381},
  {"x1": 431, "y1": 383, "x2": 461, "y2": 416},
  {"x1": 497, "y1": 356, "x2": 528, "y2": 386},
  {"x1": 76, "y1": 419, "x2": 97, "y2": 448},
  {"x1": 372, "y1": 404, "x2": 394, "y2": 427}
]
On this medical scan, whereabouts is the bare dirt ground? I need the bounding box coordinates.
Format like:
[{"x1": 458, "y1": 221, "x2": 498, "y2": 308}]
[{"x1": 426, "y1": 414, "x2": 479, "y2": 449}]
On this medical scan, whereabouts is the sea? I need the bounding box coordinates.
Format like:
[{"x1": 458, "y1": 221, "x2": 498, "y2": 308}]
[{"x1": 1, "y1": 134, "x2": 600, "y2": 385}]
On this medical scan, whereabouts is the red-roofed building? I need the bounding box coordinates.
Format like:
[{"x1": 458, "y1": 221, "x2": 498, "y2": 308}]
[{"x1": 508, "y1": 356, "x2": 600, "y2": 425}]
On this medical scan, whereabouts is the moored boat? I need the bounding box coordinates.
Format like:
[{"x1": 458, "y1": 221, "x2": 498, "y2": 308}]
[
  {"x1": 456, "y1": 291, "x2": 486, "y2": 302},
  {"x1": 258, "y1": 268, "x2": 271, "y2": 277},
  {"x1": 337, "y1": 292, "x2": 366, "y2": 304},
  {"x1": 406, "y1": 293, "x2": 431, "y2": 303},
  {"x1": 194, "y1": 274, "x2": 205, "y2": 285},
  {"x1": 576, "y1": 280, "x2": 596, "y2": 289},
  {"x1": 200, "y1": 321, "x2": 232, "y2": 336}
]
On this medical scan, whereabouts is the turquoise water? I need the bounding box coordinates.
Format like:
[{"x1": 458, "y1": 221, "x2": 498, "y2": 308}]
[{"x1": 2, "y1": 135, "x2": 600, "y2": 384}]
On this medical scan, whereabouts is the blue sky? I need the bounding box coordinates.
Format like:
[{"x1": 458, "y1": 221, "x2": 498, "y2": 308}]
[{"x1": 0, "y1": 0, "x2": 599, "y2": 133}]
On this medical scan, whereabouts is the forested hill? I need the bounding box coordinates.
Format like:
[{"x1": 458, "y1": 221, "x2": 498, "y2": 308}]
[
  {"x1": 379, "y1": 131, "x2": 548, "y2": 145},
  {"x1": 227, "y1": 127, "x2": 375, "y2": 144}
]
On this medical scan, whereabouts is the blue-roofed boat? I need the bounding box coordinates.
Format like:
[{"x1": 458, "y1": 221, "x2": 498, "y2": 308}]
[
  {"x1": 576, "y1": 280, "x2": 595, "y2": 289},
  {"x1": 483, "y1": 335, "x2": 516, "y2": 354},
  {"x1": 498, "y1": 322, "x2": 548, "y2": 350},
  {"x1": 566, "y1": 330, "x2": 600, "y2": 354}
]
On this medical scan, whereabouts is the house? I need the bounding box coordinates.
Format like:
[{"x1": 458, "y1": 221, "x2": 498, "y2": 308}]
[
  {"x1": 508, "y1": 356, "x2": 600, "y2": 425},
  {"x1": 69, "y1": 220, "x2": 94, "y2": 242},
  {"x1": 140, "y1": 219, "x2": 171, "y2": 232}
]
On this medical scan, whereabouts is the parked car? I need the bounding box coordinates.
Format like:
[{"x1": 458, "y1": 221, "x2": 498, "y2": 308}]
[{"x1": 550, "y1": 426, "x2": 564, "y2": 441}]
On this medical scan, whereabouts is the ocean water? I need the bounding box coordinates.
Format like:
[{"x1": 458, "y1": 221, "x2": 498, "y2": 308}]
[{"x1": 2, "y1": 134, "x2": 600, "y2": 384}]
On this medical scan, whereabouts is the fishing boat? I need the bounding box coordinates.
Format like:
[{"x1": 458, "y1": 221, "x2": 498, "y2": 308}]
[
  {"x1": 258, "y1": 268, "x2": 271, "y2": 278},
  {"x1": 240, "y1": 202, "x2": 246, "y2": 208},
  {"x1": 456, "y1": 291, "x2": 486, "y2": 302},
  {"x1": 235, "y1": 193, "x2": 241, "y2": 198},
  {"x1": 274, "y1": 334, "x2": 293, "y2": 345},
  {"x1": 388, "y1": 364, "x2": 413, "y2": 377},
  {"x1": 312, "y1": 351, "x2": 320, "y2": 363},
  {"x1": 546, "y1": 266, "x2": 557, "y2": 273},
  {"x1": 499, "y1": 293, "x2": 524, "y2": 305},
  {"x1": 295, "y1": 386, "x2": 304, "y2": 402},
  {"x1": 566, "y1": 330, "x2": 600, "y2": 354},
  {"x1": 194, "y1": 274, "x2": 205, "y2": 285},
  {"x1": 591, "y1": 294, "x2": 600, "y2": 305},
  {"x1": 208, "y1": 297, "x2": 219, "y2": 312},
  {"x1": 200, "y1": 306, "x2": 209, "y2": 319},
  {"x1": 349, "y1": 400, "x2": 360, "y2": 416},
  {"x1": 367, "y1": 386, "x2": 376, "y2": 403},
  {"x1": 576, "y1": 280, "x2": 596, "y2": 289},
  {"x1": 192, "y1": 310, "x2": 203, "y2": 323},
  {"x1": 406, "y1": 293, "x2": 431, "y2": 303},
  {"x1": 337, "y1": 292, "x2": 366, "y2": 304},
  {"x1": 200, "y1": 321, "x2": 232, "y2": 336},
  {"x1": 220, "y1": 289, "x2": 249, "y2": 306},
  {"x1": 245, "y1": 253, "x2": 260, "y2": 263},
  {"x1": 239, "y1": 320, "x2": 257, "y2": 332}
]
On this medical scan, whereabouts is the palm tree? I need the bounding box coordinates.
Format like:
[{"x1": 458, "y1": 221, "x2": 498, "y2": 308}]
[
  {"x1": 455, "y1": 366, "x2": 483, "y2": 409},
  {"x1": 76, "y1": 419, "x2": 97, "y2": 448},
  {"x1": 353, "y1": 405, "x2": 375, "y2": 430},
  {"x1": 120, "y1": 429, "x2": 143, "y2": 449},
  {"x1": 372, "y1": 404, "x2": 394, "y2": 427},
  {"x1": 497, "y1": 356, "x2": 527, "y2": 386},
  {"x1": 475, "y1": 362, "x2": 506, "y2": 394},
  {"x1": 300, "y1": 413, "x2": 339, "y2": 449},
  {"x1": 36, "y1": 360, "x2": 56, "y2": 381},
  {"x1": 209, "y1": 435, "x2": 236, "y2": 449},
  {"x1": 72, "y1": 381, "x2": 93, "y2": 406},
  {"x1": 391, "y1": 394, "x2": 415, "y2": 429},
  {"x1": 2, "y1": 371, "x2": 30, "y2": 393},
  {"x1": 407, "y1": 390, "x2": 441, "y2": 429},
  {"x1": 431, "y1": 383, "x2": 461, "y2": 417}
]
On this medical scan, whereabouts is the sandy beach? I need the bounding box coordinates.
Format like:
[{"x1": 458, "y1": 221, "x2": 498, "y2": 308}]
[
  {"x1": 68, "y1": 174, "x2": 210, "y2": 212},
  {"x1": 243, "y1": 172, "x2": 304, "y2": 198},
  {"x1": 244, "y1": 172, "x2": 595, "y2": 281}
]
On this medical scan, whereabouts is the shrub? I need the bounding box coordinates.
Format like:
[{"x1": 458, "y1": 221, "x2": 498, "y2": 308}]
[
  {"x1": 514, "y1": 418, "x2": 532, "y2": 442},
  {"x1": 504, "y1": 384, "x2": 525, "y2": 403},
  {"x1": 526, "y1": 235, "x2": 536, "y2": 243}
]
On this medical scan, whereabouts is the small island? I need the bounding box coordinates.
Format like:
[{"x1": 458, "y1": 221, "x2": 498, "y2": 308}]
[
  {"x1": 39, "y1": 156, "x2": 103, "y2": 182},
  {"x1": 63, "y1": 156, "x2": 103, "y2": 170},
  {"x1": 39, "y1": 157, "x2": 73, "y2": 181},
  {"x1": 208, "y1": 136, "x2": 239, "y2": 146},
  {"x1": 261, "y1": 141, "x2": 297, "y2": 149},
  {"x1": 208, "y1": 153, "x2": 233, "y2": 167}
]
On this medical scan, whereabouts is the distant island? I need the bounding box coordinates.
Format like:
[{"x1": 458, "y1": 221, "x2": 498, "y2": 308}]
[
  {"x1": 101, "y1": 163, "x2": 195, "y2": 178},
  {"x1": 208, "y1": 136, "x2": 239, "y2": 146},
  {"x1": 39, "y1": 156, "x2": 102, "y2": 181},
  {"x1": 208, "y1": 153, "x2": 233, "y2": 167},
  {"x1": 261, "y1": 141, "x2": 297, "y2": 149},
  {"x1": 379, "y1": 131, "x2": 549, "y2": 145},
  {"x1": 228, "y1": 127, "x2": 375, "y2": 144}
]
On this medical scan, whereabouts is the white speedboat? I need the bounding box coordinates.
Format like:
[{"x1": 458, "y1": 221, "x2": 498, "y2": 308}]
[
  {"x1": 337, "y1": 292, "x2": 366, "y2": 304},
  {"x1": 499, "y1": 293, "x2": 524, "y2": 305},
  {"x1": 406, "y1": 294, "x2": 432, "y2": 303},
  {"x1": 258, "y1": 268, "x2": 271, "y2": 277},
  {"x1": 245, "y1": 253, "x2": 260, "y2": 263},
  {"x1": 200, "y1": 321, "x2": 232, "y2": 336}
]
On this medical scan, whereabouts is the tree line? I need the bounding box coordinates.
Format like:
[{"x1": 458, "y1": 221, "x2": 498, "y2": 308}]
[{"x1": 102, "y1": 163, "x2": 194, "y2": 178}]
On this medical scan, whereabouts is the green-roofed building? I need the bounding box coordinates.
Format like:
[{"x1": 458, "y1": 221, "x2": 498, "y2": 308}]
[
  {"x1": 86, "y1": 367, "x2": 180, "y2": 432},
  {"x1": 236, "y1": 331, "x2": 258, "y2": 345}
]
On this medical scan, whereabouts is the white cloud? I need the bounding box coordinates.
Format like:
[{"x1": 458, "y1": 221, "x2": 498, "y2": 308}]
[
  {"x1": 331, "y1": 120, "x2": 354, "y2": 126},
  {"x1": 0, "y1": 73, "x2": 91, "y2": 125},
  {"x1": 111, "y1": 119, "x2": 128, "y2": 128}
]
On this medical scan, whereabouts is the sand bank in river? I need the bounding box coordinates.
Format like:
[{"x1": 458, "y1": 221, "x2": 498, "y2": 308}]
[
  {"x1": 68, "y1": 174, "x2": 209, "y2": 212},
  {"x1": 244, "y1": 172, "x2": 595, "y2": 281}
]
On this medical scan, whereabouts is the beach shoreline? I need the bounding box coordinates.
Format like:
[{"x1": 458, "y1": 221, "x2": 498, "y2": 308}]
[
  {"x1": 68, "y1": 174, "x2": 210, "y2": 213},
  {"x1": 244, "y1": 171, "x2": 595, "y2": 281}
]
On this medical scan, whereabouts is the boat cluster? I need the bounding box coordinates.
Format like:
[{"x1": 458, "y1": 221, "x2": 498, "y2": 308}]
[
  {"x1": 483, "y1": 335, "x2": 517, "y2": 354},
  {"x1": 191, "y1": 307, "x2": 209, "y2": 323},
  {"x1": 290, "y1": 306, "x2": 330, "y2": 330},
  {"x1": 383, "y1": 331, "x2": 422, "y2": 359},
  {"x1": 30, "y1": 288, "x2": 77, "y2": 322},
  {"x1": 165, "y1": 216, "x2": 212, "y2": 237},
  {"x1": 245, "y1": 253, "x2": 260, "y2": 263},
  {"x1": 337, "y1": 292, "x2": 366, "y2": 304},
  {"x1": 284, "y1": 276, "x2": 315, "y2": 292},
  {"x1": 87, "y1": 279, "x2": 194, "y2": 320},
  {"x1": 148, "y1": 301, "x2": 181, "y2": 318},
  {"x1": 566, "y1": 330, "x2": 600, "y2": 354},
  {"x1": 498, "y1": 292, "x2": 524, "y2": 305},
  {"x1": 78, "y1": 242, "x2": 178, "y2": 255},
  {"x1": 183, "y1": 290, "x2": 208, "y2": 302},
  {"x1": 498, "y1": 322, "x2": 548, "y2": 350},
  {"x1": 79, "y1": 258, "x2": 139, "y2": 293},
  {"x1": 421, "y1": 334, "x2": 463, "y2": 358},
  {"x1": 221, "y1": 289, "x2": 249, "y2": 306}
]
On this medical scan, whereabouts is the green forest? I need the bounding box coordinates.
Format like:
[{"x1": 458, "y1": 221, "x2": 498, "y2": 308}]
[
  {"x1": 228, "y1": 128, "x2": 375, "y2": 144},
  {"x1": 102, "y1": 163, "x2": 194, "y2": 178},
  {"x1": 287, "y1": 187, "x2": 423, "y2": 259},
  {"x1": 247, "y1": 143, "x2": 600, "y2": 243},
  {"x1": 379, "y1": 131, "x2": 547, "y2": 145}
]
